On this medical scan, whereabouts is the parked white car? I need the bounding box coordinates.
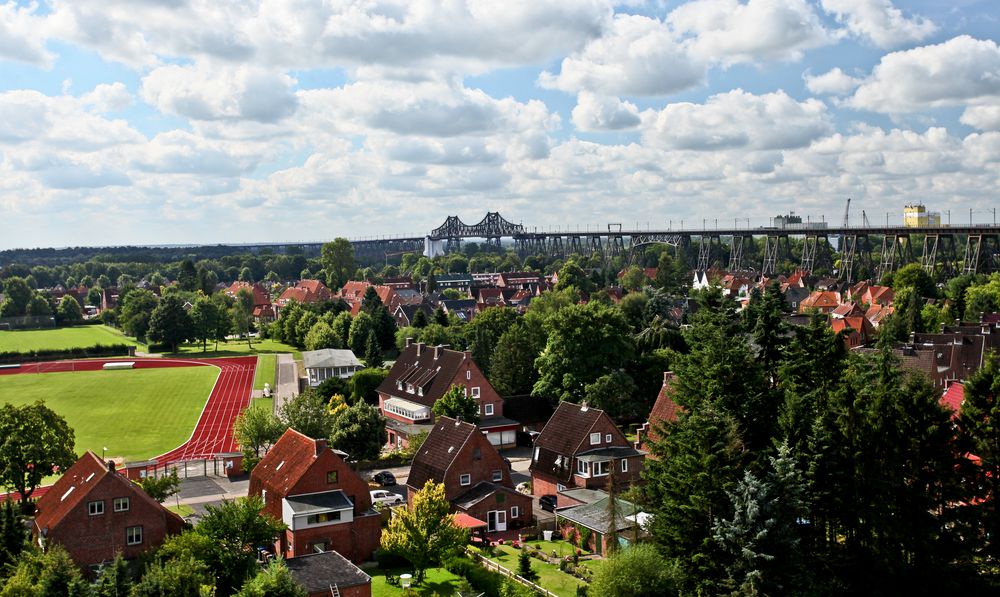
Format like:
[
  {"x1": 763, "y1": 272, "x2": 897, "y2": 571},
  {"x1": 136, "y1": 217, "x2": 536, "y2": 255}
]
[{"x1": 370, "y1": 489, "x2": 404, "y2": 506}]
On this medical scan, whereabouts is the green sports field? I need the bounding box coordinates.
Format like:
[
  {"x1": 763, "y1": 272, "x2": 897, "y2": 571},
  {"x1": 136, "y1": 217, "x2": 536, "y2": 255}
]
[
  {"x1": 0, "y1": 367, "x2": 218, "y2": 462},
  {"x1": 253, "y1": 354, "x2": 277, "y2": 391},
  {"x1": 0, "y1": 325, "x2": 141, "y2": 353}
]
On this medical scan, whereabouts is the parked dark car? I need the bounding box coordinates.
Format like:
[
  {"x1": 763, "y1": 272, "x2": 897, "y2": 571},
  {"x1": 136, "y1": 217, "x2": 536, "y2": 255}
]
[
  {"x1": 502, "y1": 457, "x2": 512, "y2": 470},
  {"x1": 371, "y1": 471, "x2": 397, "y2": 486},
  {"x1": 539, "y1": 494, "x2": 557, "y2": 512}
]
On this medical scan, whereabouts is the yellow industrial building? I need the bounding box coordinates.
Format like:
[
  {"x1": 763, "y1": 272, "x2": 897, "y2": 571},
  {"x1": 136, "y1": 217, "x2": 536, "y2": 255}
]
[{"x1": 904, "y1": 204, "x2": 941, "y2": 227}]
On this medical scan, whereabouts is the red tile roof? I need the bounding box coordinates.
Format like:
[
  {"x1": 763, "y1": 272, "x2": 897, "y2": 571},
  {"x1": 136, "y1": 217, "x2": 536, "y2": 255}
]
[
  {"x1": 941, "y1": 382, "x2": 964, "y2": 417},
  {"x1": 800, "y1": 290, "x2": 840, "y2": 312},
  {"x1": 226, "y1": 282, "x2": 271, "y2": 307},
  {"x1": 249, "y1": 429, "x2": 327, "y2": 497},
  {"x1": 34, "y1": 451, "x2": 182, "y2": 534},
  {"x1": 647, "y1": 372, "x2": 682, "y2": 432}
]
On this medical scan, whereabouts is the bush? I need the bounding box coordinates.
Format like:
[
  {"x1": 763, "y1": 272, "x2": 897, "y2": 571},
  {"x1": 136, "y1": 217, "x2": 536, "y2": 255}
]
[
  {"x1": 375, "y1": 549, "x2": 410, "y2": 570},
  {"x1": 0, "y1": 343, "x2": 131, "y2": 364}
]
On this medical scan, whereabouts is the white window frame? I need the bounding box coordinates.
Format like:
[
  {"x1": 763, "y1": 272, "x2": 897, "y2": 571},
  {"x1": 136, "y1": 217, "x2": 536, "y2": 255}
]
[
  {"x1": 126, "y1": 526, "x2": 142, "y2": 546},
  {"x1": 511, "y1": 506, "x2": 520, "y2": 519},
  {"x1": 88, "y1": 500, "x2": 104, "y2": 516},
  {"x1": 492, "y1": 470, "x2": 503, "y2": 482},
  {"x1": 577, "y1": 460, "x2": 589, "y2": 476},
  {"x1": 466, "y1": 370, "x2": 472, "y2": 380},
  {"x1": 484, "y1": 403, "x2": 494, "y2": 416},
  {"x1": 113, "y1": 497, "x2": 130, "y2": 512},
  {"x1": 605, "y1": 433, "x2": 612, "y2": 443},
  {"x1": 589, "y1": 432, "x2": 601, "y2": 446},
  {"x1": 621, "y1": 459, "x2": 629, "y2": 473},
  {"x1": 471, "y1": 386, "x2": 481, "y2": 398},
  {"x1": 556, "y1": 483, "x2": 567, "y2": 491},
  {"x1": 460, "y1": 474, "x2": 471, "y2": 486},
  {"x1": 592, "y1": 461, "x2": 610, "y2": 477}
]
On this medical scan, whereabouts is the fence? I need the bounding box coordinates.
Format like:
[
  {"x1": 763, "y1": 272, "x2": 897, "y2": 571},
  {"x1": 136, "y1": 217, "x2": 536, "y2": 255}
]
[
  {"x1": 466, "y1": 550, "x2": 558, "y2": 597},
  {"x1": 127, "y1": 457, "x2": 236, "y2": 480}
]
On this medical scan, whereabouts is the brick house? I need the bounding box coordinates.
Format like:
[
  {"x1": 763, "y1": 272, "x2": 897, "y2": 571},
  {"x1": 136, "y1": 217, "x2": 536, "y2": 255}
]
[
  {"x1": 275, "y1": 279, "x2": 334, "y2": 316},
  {"x1": 376, "y1": 341, "x2": 518, "y2": 449},
  {"x1": 799, "y1": 290, "x2": 841, "y2": 314},
  {"x1": 635, "y1": 372, "x2": 682, "y2": 454},
  {"x1": 248, "y1": 429, "x2": 381, "y2": 563},
  {"x1": 406, "y1": 417, "x2": 532, "y2": 534},
  {"x1": 32, "y1": 451, "x2": 184, "y2": 570},
  {"x1": 530, "y1": 402, "x2": 645, "y2": 498}
]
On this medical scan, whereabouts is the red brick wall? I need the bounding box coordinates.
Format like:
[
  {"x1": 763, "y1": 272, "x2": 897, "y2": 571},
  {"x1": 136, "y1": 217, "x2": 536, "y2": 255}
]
[
  {"x1": 463, "y1": 490, "x2": 533, "y2": 529},
  {"x1": 441, "y1": 430, "x2": 512, "y2": 501},
  {"x1": 288, "y1": 451, "x2": 373, "y2": 513},
  {"x1": 308, "y1": 584, "x2": 370, "y2": 597},
  {"x1": 283, "y1": 512, "x2": 381, "y2": 563},
  {"x1": 531, "y1": 473, "x2": 562, "y2": 498},
  {"x1": 44, "y1": 474, "x2": 179, "y2": 568},
  {"x1": 448, "y1": 354, "x2": 504, "y2": 418}
]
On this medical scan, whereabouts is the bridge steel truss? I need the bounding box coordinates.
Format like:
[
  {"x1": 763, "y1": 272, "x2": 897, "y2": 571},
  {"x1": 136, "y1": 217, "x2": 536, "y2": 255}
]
[{"x1": 349, "y1": 214, "x2": 1000, "y2": 280}]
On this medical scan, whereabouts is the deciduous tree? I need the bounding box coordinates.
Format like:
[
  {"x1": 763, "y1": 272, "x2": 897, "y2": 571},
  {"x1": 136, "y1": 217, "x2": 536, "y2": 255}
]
[
  {"x1": 381, "y1": 480, "x2": 468, "y2": 582},
  {"x1": 279, "y1": 390, "x2": 335, "y2": 440},
  {"x1": 321, "y1": 238, "x2": 355, "y2": 289},
  {"x1": 0, "y1": 402, "x2": 77, "y2": 509},
  {"x1": 329, "y1": 401, "x2": 386, "y2": 462},
  {"x1": 148, "y1": 294, "x2": 194, "y2": 352},
  {"x1": 432, "y1": 386, "x2": 480, "y2": 424}
]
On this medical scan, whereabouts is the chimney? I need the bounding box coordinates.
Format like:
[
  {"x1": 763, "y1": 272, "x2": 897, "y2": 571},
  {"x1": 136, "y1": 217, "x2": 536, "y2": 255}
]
[
  {"x1": 434, "y1": 344, "x2": 450, "y2": 360},
  {"x1": 315, "y1": 438, "x2": 327, "y2": 456},
  {"x1": 416, "y1": 342, "x2": 424, "y2": 356},
  {"x1": 580, "y1": 401, "x2": 589, "y2": 412},
  {"x1": 663, "y1": 371, "x2": 675, "y2": 384},
  {"x1": 405, "y1": 337, "x2": 413, "y2": 348},
  {"x1": 107, "y1": 460, "x2": 115, "y2": 472}
]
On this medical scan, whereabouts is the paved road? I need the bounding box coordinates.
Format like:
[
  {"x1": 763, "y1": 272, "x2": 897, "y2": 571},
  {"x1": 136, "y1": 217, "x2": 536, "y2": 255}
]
[{"x1": 273, "y1": 353, "x2": 298, "y2": 413}]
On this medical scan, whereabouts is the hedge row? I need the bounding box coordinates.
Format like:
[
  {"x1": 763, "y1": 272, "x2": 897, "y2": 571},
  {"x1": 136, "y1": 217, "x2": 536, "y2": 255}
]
[{"x1": 0, "y1": 343, "x2": 131, "y2": 364}]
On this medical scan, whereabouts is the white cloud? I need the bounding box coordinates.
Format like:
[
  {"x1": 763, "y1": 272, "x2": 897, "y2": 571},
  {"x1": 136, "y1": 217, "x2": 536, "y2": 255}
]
[
  {"x1": 47, "y1": 0, "x2": 610, "y2": 74},
  {"x1": 141, "y1": 63, "x2": 298, "y2": 123},
  {"x1": 643, "y1": 89, "x2": 832, "y2": 150},
  {"x1": 803, "y1": 67, "x2": 862, "y2": 95},
  {"x1": 132, "y1": 130, "x2": 264, "y2": 176},
  {"x1": 0, "y1": 1, "x2": 53, "y2": 66},
  {"x1": 80, "y1": 83, "x2": 134, "y2": 113},
  {"x1": 849, "y1": 36, "x2": 1000, "y2": 113},
  {"x1": 539, "y1": 14, "x2": 705, "y2": 96},
  {"x1": 668, "y1": 0, "x2": 832, "y2": 65},
  {"x1": 571, "y1": 92, "x2": 641, "y2": 131},
  {"x1": 297, "y1": 79, "x2": 558, "y2": 139},
  {"x1": 961, "y1": 105, "x2": 1000, "y2": 131},
  {"x1": 0, "y1": 90, "x2": 144, "y2": 150},
  {"x1": 821, "y1": 0, "x2": 936, "y2": 49}
]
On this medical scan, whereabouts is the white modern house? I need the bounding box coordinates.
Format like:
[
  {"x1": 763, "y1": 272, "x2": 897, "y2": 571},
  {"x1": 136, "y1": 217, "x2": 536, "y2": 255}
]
[{"x1": 302, "y1": 349, "x2": 364, "y2": 387}]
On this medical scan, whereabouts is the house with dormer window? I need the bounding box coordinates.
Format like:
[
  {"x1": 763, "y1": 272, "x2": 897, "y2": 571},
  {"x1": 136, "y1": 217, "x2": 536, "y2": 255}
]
[
  {"x1": 406, "y1": 417, "x2": 531, "y2": 534},
  {"x1": 529, "y1": 402, "x2": 645, "y2": 499},
  {"x1": 31, "y1": 451, "x2": 184, "y2": 571},
  {"x1": 376, "y1": 340, "x2": 517, "y2": 449},
  {"x1": 248, "y1": 429, "x2": 381, "y2": 563}
]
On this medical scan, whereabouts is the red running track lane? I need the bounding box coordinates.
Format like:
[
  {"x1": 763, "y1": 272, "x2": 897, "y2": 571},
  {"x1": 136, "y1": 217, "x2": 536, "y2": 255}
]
[{"x1": 0, "y1": 356, "x2": 257, "y2": 463}]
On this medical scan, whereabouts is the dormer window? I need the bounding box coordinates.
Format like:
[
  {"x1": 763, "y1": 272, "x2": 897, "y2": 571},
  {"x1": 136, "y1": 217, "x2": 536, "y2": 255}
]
[
  {"x1": 407, "y1": 384, "x2": 414, "y2": 394},
  {"x1": 397, "y1": 381, "x2": 403, "y2": 390},
  {"x1": 417, "y1": 387, "x2": 423, "y2": 396}
]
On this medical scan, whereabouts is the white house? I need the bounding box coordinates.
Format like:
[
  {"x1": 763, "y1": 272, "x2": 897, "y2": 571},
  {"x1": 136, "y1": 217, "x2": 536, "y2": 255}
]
[{"x1": 302, "y1": 349, "x2": 364, "y2": 387}]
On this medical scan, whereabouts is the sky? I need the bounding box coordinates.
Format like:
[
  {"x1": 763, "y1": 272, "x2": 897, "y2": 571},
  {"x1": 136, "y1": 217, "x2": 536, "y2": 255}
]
[{"x1": 0, "y1": 0, "x2": 999, "y2": 249}]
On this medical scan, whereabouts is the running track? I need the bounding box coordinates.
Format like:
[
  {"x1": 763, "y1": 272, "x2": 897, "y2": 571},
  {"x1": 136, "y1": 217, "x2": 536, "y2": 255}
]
[{"x1": 0, "y1": 356, "x2": 257, "y2": 462}]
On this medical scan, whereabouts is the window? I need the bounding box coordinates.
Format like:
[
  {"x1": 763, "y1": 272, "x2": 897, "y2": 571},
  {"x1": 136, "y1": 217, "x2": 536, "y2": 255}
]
[
  {"x1": 466, "y1": 370, "x2": 471, "y2": 380},
  {"x1": 589, "y1": 432, "x2": 601, "y2": 445},
  {"x1": 313, "y1": 542, "x2": 327, "y2": 553},
  {"x1": 492, "y1": 470, "x2": 503, "y2": 482},
  {"x1": 113, "y1": 497, "x2": 130, "y2": 512},
  {"x1": 460, "y1": 474, "x2": 471, "y2": 486},
  {"x1": 511, "y1": 506, "x2": 519, "y2": 518},
  {"x1": 406, "y1": 383, "x2": 414, "y2": 394},
  {"x1": 577, "y1": 460, "x2": 589, "y2": 476},
  {"x1": 556, "y1": 483, "x2": 567, "y2": 491},
  {"x1": 533, "y1": 447, "x2": 539, "y2": 462},
  {"x1": 471, "y1": 387, "x2": 480, "y2": 398},
  {"x1": 484, "y1": 403, "x2": 494, "y2": 416},
  {"x1": 605, "y1": 433, "x2": 612, "y2": 443},
  {"x1": 397, "y1": 381, "x2": 403, "y2": 390},
  {"x1": 593, "y1": 461, "x2": 610, "y2": 476},
  {"x1": 326, "y1": 471, "x2": 338, "y2": 484},
  {"x1": 307, "y1": 511, "x2": 342, "y2": 525},
  {"x1": 126, "y1": 526, "x2": 142, "y2": 546},
  {"x1": 88, "y1": 500, "x2": 104, "y2": 516},
  {"x1": 621, "y1": 459, "x2": 629, "y2": 473}
]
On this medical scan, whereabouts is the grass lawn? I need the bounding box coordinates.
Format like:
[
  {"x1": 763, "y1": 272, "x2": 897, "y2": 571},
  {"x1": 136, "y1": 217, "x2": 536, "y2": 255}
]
[
  {"x1": 165, "y1": 338, "x2": 301, "y2": 360},
  {"x1": 166, "y1": 503, "x2": 195, "y2": 517},
  {"x1": 524, "y1": 539, "x2": 591, "y2": 559},
  {"x1": 0, "y1": 325, "x2": 142, "y2": 353},
  {"x1": 0, "y1": 366, "x2": 218, "y2": 462},
  {"x1": 485, "y1": 545, "x2": 588, "y2": 597},
  {"x1": 253, "y1": 354, "x2": 276, "y2": 390},
  {"x1": 370, "y1": 567, "x2": 466, "y2": 597},
  {"x1": 249, "y1": 397, "x2": 274, "y2": 413}
]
